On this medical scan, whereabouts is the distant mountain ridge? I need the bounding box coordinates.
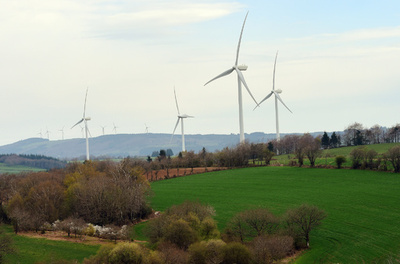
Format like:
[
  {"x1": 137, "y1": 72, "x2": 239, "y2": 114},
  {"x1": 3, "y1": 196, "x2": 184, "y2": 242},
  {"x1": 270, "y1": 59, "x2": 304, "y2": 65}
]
[{"x1": 0, "y1": 132, "x2": 325, "y2": 160}]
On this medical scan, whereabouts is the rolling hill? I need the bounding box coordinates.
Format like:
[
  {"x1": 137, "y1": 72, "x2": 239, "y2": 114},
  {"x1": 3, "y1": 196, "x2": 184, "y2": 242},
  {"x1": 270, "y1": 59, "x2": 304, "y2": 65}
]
[{"x1": 0, "y1": 132, "x2": 292, "y2": 159}]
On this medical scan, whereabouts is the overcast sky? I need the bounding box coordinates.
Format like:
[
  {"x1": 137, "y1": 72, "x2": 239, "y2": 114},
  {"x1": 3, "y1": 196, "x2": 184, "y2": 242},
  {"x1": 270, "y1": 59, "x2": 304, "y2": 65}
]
[{"x1": 1, "y1": 0, "x2": 399, "y2": 146}]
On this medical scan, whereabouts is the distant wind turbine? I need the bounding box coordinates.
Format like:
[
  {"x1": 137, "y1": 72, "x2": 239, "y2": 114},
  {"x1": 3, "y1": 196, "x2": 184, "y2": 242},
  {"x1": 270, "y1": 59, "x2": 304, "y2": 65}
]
[
  {"x1": 100, "y1": 125, "x2": 106, "y2": 135},
  {"x1": 256, "y1": 51, "x2": 292, "y2": 142},
  {"x1": 38, "y1": 130, "x2": 43, "y2": 138},
  {"x1": 204, "y1": 11, "x2": 258, "y2": 144},
  {"x1": 59, "y1": 126, "x2": 65, "y2": 140},
  {"x1": 113, "y1": 123, "x2": 118, "y2": 134},
  {"x1": 71, "y1": 88, "x2": 91, "y2": 161},
  {"x1": 144, "y1": 123, "x2": 149, "y2": 134},
  {"x1": 170, "y1": 88, "x2": 194, "y2": 152},
  {"x1": 45, "y1": 128, "x2": 50, "y2": 140}
]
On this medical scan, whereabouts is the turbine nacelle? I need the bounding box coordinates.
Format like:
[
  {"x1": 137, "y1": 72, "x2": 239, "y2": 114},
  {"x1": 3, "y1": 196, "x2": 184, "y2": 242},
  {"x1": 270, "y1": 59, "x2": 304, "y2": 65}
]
[
  {"x1": 178, "y1": 114, "x2": 194, "y2": 118},
  {"x1": 275, "y1": 89, "x2": 282, "y2": 94},
  {"x1": 237, "y1": 64, "x2": 248, "y2": 71},
  {"x1": 85, "y1": 117, "x2": 91, "y2": 121}
]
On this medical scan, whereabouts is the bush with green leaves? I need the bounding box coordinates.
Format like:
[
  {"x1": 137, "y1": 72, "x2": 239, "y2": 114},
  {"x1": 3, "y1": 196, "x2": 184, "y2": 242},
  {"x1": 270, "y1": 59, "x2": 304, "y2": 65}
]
[
  {"x1": 188, "y1": 239, "x2": 226, "y2": 264},
  {"x1": 221, "y1": 242, "x2": 252, "y2": 264},
  {"x1": 144, "y1": 201, "x2": 219, "y2": 250},
  {"x1": 335, "y1": 155, "x2": 346, "y2": 169}
]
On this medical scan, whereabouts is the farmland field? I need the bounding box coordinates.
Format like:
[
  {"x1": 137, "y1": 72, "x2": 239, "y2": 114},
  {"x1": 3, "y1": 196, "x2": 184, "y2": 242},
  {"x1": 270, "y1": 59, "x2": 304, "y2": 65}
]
[
  {"x1": 0, "y1": 163, "x2": 45, "y2": 174},
  {"x1": 150, "y1": 166, "x2": 400, "y2": 263},
  {"x1": 1, "y1": 225, "x2": 100, "y2": 263}
]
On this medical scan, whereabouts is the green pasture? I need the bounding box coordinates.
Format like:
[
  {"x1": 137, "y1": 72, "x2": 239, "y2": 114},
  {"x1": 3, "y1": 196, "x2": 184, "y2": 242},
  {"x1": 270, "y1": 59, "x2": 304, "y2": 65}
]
[
  {"x1": 0, "y1": 163, "x2": 45, "y2": 174},
  {"x1": 1, "y1": 225, "x2": 100, "y2": 264},
  {"x1": 271, "y1": 143, "x2": 400, "y2": 167},
  {"x1": 149, "y1": 166, "x2": 400, "y2": 263}
]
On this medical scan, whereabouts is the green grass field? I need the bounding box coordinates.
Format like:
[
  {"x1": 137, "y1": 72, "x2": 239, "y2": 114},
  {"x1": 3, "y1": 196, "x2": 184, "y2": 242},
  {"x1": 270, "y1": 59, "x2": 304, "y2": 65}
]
[
  {"x1": 149, "y1": 166, "x2": 400, "y2": 263},
  {"x1": 1, "y1": 225, "x2": 100, "y2": 264},
  {"x1": 0, "y1": 163, "x2": 46, "y2": 174}
]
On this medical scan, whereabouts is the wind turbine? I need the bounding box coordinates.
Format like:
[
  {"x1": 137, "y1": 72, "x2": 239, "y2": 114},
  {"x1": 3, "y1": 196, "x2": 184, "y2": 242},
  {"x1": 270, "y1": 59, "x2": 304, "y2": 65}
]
[
  {"x1": 204, "y1": 11, "x2": 258, "y2": 144},
  {"x1": 256, "y1": 51, "x2": 292, "y2": 142},
  {"x1": 170, "y1": 88, "x2": 193, "y2": 152},
  {"x1": 144, "y1": 123, "x2": 149, "y2": 134},
  {"x1": 45, "y1": 128, "x2": 50, "y2": 140},
  {"x1": 100, "y1": 125, "x2": 106, "y2": 135},
  {"x1": 59, "y1": 127, "x2": 65, "y2": 140},
  {"x1": 112, "y1": 123, "x2": 118, "y2": 134},
  {"x1": 71, "y1": 88, "x2": 91, "y2": 161}
]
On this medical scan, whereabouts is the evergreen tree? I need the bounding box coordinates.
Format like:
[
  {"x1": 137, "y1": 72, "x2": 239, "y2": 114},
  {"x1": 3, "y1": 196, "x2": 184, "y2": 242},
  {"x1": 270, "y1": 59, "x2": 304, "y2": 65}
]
[
  {"x1": 267, "y1": 142, "x2": 274, "y2": 152},
  {"x1": 321, "y1": 132, "x2": 330, "y2": 149},
  {"x1": 330, "y1": 132, "x2": 338, "y2": 148},
  {"x1": 166, "y1": 149, "x2": 174, "y2": 157}
]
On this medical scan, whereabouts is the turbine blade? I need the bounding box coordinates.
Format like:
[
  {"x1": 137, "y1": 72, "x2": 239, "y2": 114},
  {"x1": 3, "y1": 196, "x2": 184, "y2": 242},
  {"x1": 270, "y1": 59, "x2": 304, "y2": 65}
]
[
  {"x1": 83, "y1": 87, "x2": 88, "y2": 118},
  {"x1": 272, "y1": 51, "x2": 278, "y2": 91},
  {"x1": 174, "y1": 87, "x2": 180, "y2": 115},
  {"x1": 275, "y1": 92, "x2": 293, "y2": 113},
  {"x1": 235, "y1": 11, "x2": 249, "y2": 66},
  {"x1": 170, "y1": 118, "x2": 181, "y2": 143},
  {"x1": 235, "y1": 68, "x2": 258, "y2": 106},
  {"x1": 254, "y1": 92, "x2": 274, "y2": 110},
  {"x1": 204, "y1": 68, "x2": 234, "y2": 86},
  {"x1": 71, "y1": 118, "x2": 84, "y2": 129}
]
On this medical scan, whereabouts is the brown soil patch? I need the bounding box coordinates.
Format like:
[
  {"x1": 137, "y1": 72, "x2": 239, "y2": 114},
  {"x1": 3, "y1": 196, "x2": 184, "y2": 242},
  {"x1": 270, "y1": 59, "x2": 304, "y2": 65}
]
[
  {"x1": 18, "y1": 230, "x2": 114, "y2": 245},
  {"x1": 144, "y1": 167, "x2": 227, "y2": 181}
]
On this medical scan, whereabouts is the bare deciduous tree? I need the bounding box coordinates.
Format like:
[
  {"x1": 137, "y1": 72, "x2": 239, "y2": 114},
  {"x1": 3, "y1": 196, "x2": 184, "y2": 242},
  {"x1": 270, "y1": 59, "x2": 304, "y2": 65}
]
[{"x1": 285, "y1": 204, "x2": 326, "y2": 248}]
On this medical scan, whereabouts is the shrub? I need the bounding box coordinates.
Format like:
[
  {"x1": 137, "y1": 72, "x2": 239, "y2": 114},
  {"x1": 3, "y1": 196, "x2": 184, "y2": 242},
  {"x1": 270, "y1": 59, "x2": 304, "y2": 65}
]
[
  {"x1": 188, "y1": 239, "x2": 226, "y2": 264},
  {"x1": 164, "y1": 219, "x2": 199, "y2": 250},
  {"x1": 200, "y1": 217, "x2": 220, "y2": 240},
  {"x1": 335, "y1": 156, "x2": 346, "y2": 169},
  {"x1": 386, "y1": 145, "x2": 400, "y2": 173},
  {"x1": 158, "y1": 242, "x2": 189, "y2": 264},
  {"x1": 225, "y1": 208, "x2": 279, "y2": 242},
  {"x1": 108, "y1": 243, "x2": 145, "y2": 264},
  {"x1": 83, "y1": 244, "x2": 114, "y2": 264},
  {"x1": 144, "y1": 201, "x2": 219, "y2": 248},
  {"x1": 251, "y1": 235, "x2": 294, "y2": 264},
  {"x1": 350, "y1": 147, "x2": 366, "y2": 169},
  {"x1": 221, "y1": 242, "x2": 252, "y2": 264}
]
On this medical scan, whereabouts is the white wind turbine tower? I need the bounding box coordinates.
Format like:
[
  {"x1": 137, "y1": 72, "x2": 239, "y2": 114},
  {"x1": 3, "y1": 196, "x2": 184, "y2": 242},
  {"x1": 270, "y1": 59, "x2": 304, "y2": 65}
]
[
  {"x1": 100, "y1": 125, "x2": 106, "y2": 135},
  {"x1": 144, "y1": 123, "x2": 150, "y2": 134},
  {"x1": 71, "y1": 88, "x2": 91, "y2": 161},
  {"x1": 45, "y1": 128, "x2": 50, "y2": 140},
  {"x1": 204, "y1": 12, "x2": 258, "y2": 144},
  {"x1": 59, "y1": 127, "x2": 65, "y2": 140},
  {"x1": 113, "y1": 123, "x2": 118, "y2": 134},
  {"x1": 170, "y1": 88, "x2": 194, "y2": 152},
  {"x1": 256, "y1": 51, "x2": 292, "y2": 142}
]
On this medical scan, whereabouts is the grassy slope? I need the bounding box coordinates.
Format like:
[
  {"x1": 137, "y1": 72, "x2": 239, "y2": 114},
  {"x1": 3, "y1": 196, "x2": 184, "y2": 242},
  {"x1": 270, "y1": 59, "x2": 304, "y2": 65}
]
[
  {"x1": 1, "y1": 225, "x2": 100, "y2": 264},
  {"x1": 150, "y1": 167, "x2": 400, "y2": 264}
]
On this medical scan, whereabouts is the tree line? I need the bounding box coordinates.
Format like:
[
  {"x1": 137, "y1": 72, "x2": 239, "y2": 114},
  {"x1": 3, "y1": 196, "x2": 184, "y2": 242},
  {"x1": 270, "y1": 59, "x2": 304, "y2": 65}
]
[
  {"x1": 0, "y1": 159, "x2": 152, "y2": 234},
  {"x1": 83, "y1": 201, "x2": 326, "y2": 264}
]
